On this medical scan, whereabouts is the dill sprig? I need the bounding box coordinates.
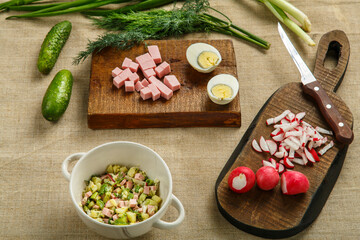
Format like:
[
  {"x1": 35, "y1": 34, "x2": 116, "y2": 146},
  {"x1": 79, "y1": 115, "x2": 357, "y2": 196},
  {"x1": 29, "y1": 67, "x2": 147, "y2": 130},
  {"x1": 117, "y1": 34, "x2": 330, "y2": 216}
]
[{"x1": 73, "y1": 0, "x2": 270, "y2": 64}]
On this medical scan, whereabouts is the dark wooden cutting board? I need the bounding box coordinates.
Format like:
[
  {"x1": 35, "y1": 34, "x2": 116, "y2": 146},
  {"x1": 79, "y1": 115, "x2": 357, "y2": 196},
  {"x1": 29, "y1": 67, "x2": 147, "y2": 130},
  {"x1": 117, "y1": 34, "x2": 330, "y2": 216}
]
[
  {"x1": 215, "y1": 30, "x2": 353, "y2": 238},
  {"x1": 87, "y1": 40, "x2": 240, "y2": 129}
]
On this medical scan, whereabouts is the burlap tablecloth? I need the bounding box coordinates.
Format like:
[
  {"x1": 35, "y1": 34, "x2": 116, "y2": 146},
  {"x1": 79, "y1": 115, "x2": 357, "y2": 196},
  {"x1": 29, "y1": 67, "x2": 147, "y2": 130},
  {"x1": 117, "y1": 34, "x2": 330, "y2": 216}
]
[{"x1": 0, "y1": 0, "x2": 359, "y2": 239}]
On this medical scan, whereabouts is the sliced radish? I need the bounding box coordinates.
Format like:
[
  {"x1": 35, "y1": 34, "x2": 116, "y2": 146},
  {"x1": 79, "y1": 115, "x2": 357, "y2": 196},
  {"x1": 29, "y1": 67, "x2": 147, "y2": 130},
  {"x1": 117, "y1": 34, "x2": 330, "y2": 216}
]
[
  {"x1": 279, "y1": 159, "x2": 284, "y2": 164},
  {"x1": 228, "y1": 167, "x2": 255, "y2": 193},
  {"x1": 283, "y1": 157, "x2": 295, "y2": 169},
  {"x1": 318, "y1": 141, "x2": 334, "y2": 155},
  {"x1": 274, "y1": 151, "x2": 285, "y2": 159},
  {"x1": 288, "y1": 148, "x2": 294, "y2": 159},
  {"x1": 278, "y1": 163, "x2": 285, "y2": 174},
  {"x1": 287, "y1": 112, "x2": 296, "y2": 122},
  {"x1": 284, "y1": 138, "x2": 300, "y2": 151},
  {"x1": 259, "y1": 136, "x2": 270, "y2": 152},
  {"x1": 280, "y1": 118, "x2": 290, "y2": 124},
  {"x1": 252, "y1": 139, "x2": 262, "y2": 153},
  {"x1": 272, "y1": 133, "x2": 285, "y2": 142},
  {"x1": 315, "y1": 126, "x2": 333, "y2": 135},
  {"x1": 262, "y1": 160, "x2": 275, "y2": 168},
  {"x1": 310, "y1": 148, "x2": 320, "y2": 162},
  {"x1": 292, "y1": 158, "x2": 305, "y2": 166},
  {"x1": 295, "y1": 112, "x2": 306, "y2": 121},
  {"x1": 269, "y1": 158, "x2": 277, "y2": 168},
  {"x1": 285, "y1": 131, "x2": 302, "y2": 138},
  {"x1": 266, "y1": 118, "x2": 274, "y2": 125},
  {"x1": 266, "y1": 140, "x2": 277, "y2": 155},
  {"x1": 308, "y1": 140, "x2": 314, "y2": 150},
  {"x1": 270, "y1": 128, "x2": 281, "y2": 137},
  {"x1": 273, "y1": 110, "x2": 291, "y2": 123}
]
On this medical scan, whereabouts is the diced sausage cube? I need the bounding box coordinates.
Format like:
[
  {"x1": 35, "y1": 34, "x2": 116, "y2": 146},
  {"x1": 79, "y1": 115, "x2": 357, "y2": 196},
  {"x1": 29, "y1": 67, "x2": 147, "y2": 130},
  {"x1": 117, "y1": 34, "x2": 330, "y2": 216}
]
[
  {"x1": 126, "y1": 180, "x2": 133, "y2": 189},
  {"x1": 112, "y1": 214, "x2": 119, "y2": 221},
  {"x1": 134, "y1": 173, "x2": 145, "y2": 181},
  {"x1": 122, "y1": 57, "x2": 132, "y2": 69},
  {"x1": 154, "y1": 61, "x2": 171, "y2": 78},
  {"x1": 143, "y1": 68, "x2": 156, "y2": 79},
  {"x1": 143, "y1": 186, "x2": 150, "y2": 195},
  {"x1": 112, "y1": 67, "x2": 123, "y2": 77},
  {"x1": 113, "y1": 76, "x2": 126, "y2": 88},
  {"x1": 129, "y1": 62, "x2": 139, "y2": 72},
  {"x1": 102, "y1": 208, "x2": 114, "y2": 218},
  {"x1": 147, "y1": 45, "x2": 162, "y2": 64},
  {"x1": 140, "y1": 87, "x2": 152, "y2": 100},
  {"x1": 129, "y1": 199, "x2": 137, "y2": 208},
  {"x1": 125, "y1": 81, "x2": 135, "y2": 92},
  {"x1": 128, "y1": 72, "x2": 139, "y2": 83},
  {"x1": 148, "y1": 76, "x2": 173, "y2": 100},
  {"x1": 136, "y1": 53, "x2": 156, "y2": 71},
  {"x1": 164, "y1": 75, "x2": 181, "y2": 91},
  {"x1": 135, "y1": 81, "x2": 144, "y2": 92},
  {"x1": 141, "y1": 79, "x2": 149, "y2": 87},
  {"x1": 147, "y1": 83, "x2": 161, "y2": 101}
]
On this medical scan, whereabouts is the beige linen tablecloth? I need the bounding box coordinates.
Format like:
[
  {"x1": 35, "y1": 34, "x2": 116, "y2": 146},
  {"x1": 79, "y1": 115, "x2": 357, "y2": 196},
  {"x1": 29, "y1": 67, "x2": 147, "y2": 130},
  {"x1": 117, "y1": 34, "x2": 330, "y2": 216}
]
[{"x1": 0, "y1": 0, "x2": 359, "y2": 239}]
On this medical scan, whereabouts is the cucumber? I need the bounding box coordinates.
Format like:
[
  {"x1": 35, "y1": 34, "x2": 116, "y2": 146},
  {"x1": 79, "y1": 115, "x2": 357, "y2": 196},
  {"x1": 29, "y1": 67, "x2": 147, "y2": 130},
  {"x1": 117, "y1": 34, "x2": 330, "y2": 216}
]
[
  {"x1": 42, "y1": 69, "x2": 73, "y2": 121},
  {"x1": 37, "y1": 20, "x2": 72, "y2": 74}
]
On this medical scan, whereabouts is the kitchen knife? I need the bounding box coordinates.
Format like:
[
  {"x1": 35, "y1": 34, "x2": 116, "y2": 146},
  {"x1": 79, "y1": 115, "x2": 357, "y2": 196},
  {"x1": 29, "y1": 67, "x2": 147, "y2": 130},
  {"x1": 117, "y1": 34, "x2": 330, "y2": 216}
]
[{"x1": 278, "y1": 23, "x2": 353, "y2": 144}]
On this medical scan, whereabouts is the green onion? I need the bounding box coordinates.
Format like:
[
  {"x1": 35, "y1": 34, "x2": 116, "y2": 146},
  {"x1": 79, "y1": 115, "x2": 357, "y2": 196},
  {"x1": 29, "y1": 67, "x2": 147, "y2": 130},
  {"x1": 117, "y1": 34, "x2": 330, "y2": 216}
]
[
  {"x1": 6, "y1": 0, "x2": 132, "y2": 18},
  {"x1": 262, "y1": 0, "x2": 315, "y2": 46},
  {"x1": 0, "y1": 0, "x2": 41, "y2": 11},
  {"x1": 83, "y1": 0, "x2": 178, "y2": 16},
  {"x1": 7, "y1": 3, "x2": 62, "y2": 11}
]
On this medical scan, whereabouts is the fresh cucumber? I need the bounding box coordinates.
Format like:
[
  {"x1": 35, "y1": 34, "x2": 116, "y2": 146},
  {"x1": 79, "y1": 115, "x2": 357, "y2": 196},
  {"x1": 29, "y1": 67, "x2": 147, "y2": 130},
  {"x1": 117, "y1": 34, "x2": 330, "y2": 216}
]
[
  {"x1": 42, "y1": 69, "x2": 73, "y2": 121},
  {"x1": 37, "y1": 20, "x2": 72, "y2": 74}
]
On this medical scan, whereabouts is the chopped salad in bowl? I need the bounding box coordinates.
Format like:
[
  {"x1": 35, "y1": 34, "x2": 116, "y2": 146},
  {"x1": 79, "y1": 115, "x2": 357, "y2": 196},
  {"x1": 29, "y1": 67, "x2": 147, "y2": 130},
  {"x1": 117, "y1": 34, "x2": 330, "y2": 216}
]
[{"x1": 80, "y1": 164, "x2": 161, "y2": 225}]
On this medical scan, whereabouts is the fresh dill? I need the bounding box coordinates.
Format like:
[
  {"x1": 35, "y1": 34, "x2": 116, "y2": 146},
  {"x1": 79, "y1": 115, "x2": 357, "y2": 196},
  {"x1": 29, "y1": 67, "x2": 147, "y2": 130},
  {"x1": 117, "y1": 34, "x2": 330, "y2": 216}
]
[{"x1": 73, "y1": 0, "x2": 270, "y2": 64}]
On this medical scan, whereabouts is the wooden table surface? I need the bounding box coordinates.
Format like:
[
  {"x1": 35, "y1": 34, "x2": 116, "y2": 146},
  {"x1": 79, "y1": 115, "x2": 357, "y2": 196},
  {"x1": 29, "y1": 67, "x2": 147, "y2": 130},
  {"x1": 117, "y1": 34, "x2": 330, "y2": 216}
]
[{"x1": 0, "y1": 0, "x2": 359, "y2": 239}]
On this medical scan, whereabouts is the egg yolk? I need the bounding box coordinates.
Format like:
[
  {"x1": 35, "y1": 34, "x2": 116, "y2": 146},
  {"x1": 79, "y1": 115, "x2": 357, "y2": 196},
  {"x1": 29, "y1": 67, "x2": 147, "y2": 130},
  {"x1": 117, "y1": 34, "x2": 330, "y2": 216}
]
[
  {"x1": 197, "y1": 51, "x2": 219, "y2": 69},
  {"x1": 211, "y1": 84, "x2": 232, "y2": 99}
]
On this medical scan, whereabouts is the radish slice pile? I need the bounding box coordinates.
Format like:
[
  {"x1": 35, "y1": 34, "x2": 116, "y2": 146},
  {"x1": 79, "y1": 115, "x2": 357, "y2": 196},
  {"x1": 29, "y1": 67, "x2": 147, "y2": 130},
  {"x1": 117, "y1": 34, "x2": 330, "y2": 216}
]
[{"x1": 252, "y1": 110, "x2": 334, "y2": 171}]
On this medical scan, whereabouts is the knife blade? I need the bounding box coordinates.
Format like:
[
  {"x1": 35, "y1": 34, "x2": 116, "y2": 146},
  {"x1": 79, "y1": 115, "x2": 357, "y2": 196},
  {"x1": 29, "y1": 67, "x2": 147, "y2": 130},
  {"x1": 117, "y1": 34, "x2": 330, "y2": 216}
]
[{"x1": 277, "y1": 23, "x2": 353, "y2": 144}]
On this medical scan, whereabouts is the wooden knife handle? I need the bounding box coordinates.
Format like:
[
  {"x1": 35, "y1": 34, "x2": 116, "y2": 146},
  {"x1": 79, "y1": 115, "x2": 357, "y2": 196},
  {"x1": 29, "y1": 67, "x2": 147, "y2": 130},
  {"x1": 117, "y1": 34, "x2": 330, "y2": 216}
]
[{"x1": 302, "y1": 81, "x2": 354, "y2": 144}]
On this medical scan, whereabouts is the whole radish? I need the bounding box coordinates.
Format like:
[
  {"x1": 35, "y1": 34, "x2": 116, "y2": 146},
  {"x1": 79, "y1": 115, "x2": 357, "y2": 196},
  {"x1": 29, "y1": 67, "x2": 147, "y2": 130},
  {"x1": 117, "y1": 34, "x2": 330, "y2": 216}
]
[
  {"x1": 256, "y1": 166, "x2": 280, "y2": 190},
  {"x1": 228, "y1": 167, "x2": 255, "y2": 193},
  {"x1": 281, "y1": 171, "x2": 309, "y2": 195}
]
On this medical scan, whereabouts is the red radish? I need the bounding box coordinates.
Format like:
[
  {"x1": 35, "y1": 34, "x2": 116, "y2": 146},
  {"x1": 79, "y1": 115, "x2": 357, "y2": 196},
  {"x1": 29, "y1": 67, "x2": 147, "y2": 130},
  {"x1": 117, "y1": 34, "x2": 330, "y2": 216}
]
[
  {"x1": 228, "y1": 167, "x2": 255, "y2": 193},
  {"x1": 256, "y1": 166, "x2": 280, "y2": 190},
  {"x1": 280, "y1": 118, "x2": 290, "y2": 124},
  {"x1": 269, "y1": 158, "x2": 277, "y2": 167},
  {"x1": 271, "y1": 128, "x2": 281, "y2": 137},
  {"x1": 287, "y1": 112, "x2": 296, "y2": 122},
  {"x1": 295, "y1": 112, "x2": 306, "y2": 121},
  {"x1": 259, "y1": 136, "x2": 270, "y2": 152},
  {"x1": 310, "y1": 148, "x2": 320, "y2": 162},
  {"x1": 283, "y1": 157, "x2": 295, "y2": 169},
  {"x1": 304, "y1": 148, "x2": 316, "y2": 163},
  {"x1": 284, "y1": 138, "x2": 300, "y2": 151},
  {"x1": 292, "y1": 158, "x2": 305, "y2": 166},
  {"x1": 272, "y1": 133, "x2": 285, "y2": 142},
  {"x1": 288, "y1": 148, "x2": 294, "y2": 159},
  {"x1": 252, "y1": 139, "x2": 262, "y2": 153},
  {"x1": 281, "y1": 171, "x2": 309, "y2": 195},
  {"x1": 266, "y1": 118, "x2": 274, "y2": 125},
  {"x1": 273, "y1": 110, "x2": 290, "y2": 123},
  {"x1": 274, "y1": 151, "x2": 285, "y2": 159},
  {"x1": 262, "y1": 160, "x2": 274, "y2": 168},
  {"x1": 318, "y1": 141, "x2": 334, "y2": 155},
  {"x1": 266, "y1": 140, "x2": 277, "y2": 155},
  {"x1": 315, "y1": 126, "x2": 333, "y2": 135},
  {"x1": 278, "y1": 163, "x2": 285, "y2": 174}
]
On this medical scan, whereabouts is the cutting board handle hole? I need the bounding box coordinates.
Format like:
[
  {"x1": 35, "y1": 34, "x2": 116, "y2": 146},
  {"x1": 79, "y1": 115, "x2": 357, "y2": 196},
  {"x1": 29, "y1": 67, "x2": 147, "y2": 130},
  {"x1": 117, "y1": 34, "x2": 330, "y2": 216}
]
[{"x1": 323, "y1": 41, "x2": 341, "y2": 70}]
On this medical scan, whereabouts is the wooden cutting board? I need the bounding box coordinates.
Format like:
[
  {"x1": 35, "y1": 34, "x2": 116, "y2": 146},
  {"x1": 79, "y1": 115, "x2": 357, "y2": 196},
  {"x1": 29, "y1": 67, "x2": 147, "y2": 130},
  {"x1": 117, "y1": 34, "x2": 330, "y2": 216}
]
[
  {"x1": 87, "y1": 40, "x2": 240, "y2": 129},
  {"x1": 215, "y1": 30, "x2": 353, "y2": 238}
]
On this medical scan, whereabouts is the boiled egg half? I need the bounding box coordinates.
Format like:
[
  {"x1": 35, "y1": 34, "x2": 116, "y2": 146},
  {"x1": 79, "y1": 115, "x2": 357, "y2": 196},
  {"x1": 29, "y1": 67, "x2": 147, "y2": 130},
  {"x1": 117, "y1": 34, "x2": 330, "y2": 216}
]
[
  {"x1": 186, "y1": 43, "x2": 222, "y2": 73},
  {"x1": 207, "y1": 74, "x2": 239, "y2": 105}
]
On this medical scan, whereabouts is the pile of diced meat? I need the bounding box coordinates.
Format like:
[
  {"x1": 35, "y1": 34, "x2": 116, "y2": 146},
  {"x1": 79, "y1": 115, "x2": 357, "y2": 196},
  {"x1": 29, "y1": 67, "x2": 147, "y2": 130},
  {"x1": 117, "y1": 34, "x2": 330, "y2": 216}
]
[{"x1": 111, "y1": 45, "x2": 181, "y2": 101}]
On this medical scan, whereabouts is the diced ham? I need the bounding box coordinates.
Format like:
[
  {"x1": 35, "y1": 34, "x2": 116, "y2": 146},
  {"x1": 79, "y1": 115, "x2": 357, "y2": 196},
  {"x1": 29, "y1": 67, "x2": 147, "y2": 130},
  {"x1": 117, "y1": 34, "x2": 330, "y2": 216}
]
[
  {"x1": 134, "y1": 173, "x2": 145, "y2": 181},
  {"x1": 122, "y1": 57, "x2": 132, "y2": 69},
  {"x1": 150, "y1": 186, "x2": 157, "y2": 192},
  {"x1": 147, "y1": 83, "x2": 161, "y2": 101},
  {"x1": 105, "y1": 200, "x2": 112, "y2": 208},
  {"x1": 147, "y1": 205, "x2": 155, "y2": 216},
  {"x1": 92, "y1": 204, "x2": 99, "y2": 209},
  {"x1": 81, "y1": 197, "x2": 87, "y2": 205},
  {"x1": 143, "y1": 186, "x2": 150, "y2": 195},
  {"x1": 129, "y1": 62, "x2": 139, "y2": 72},
  {"x1": 125, "y1": 81, "x2": 135, "y2": 92},
  {"x1": 111, "y1": 193, "x2": 116, "y2": 199},
  {"x1": 148, "y1": 76, "x2": 173, "y2": 100},
  {"x1": 124, "y1": 201, "x2": 129, "y2": 207},
  {"x1": 112, "y1": 67, "x2": 122, "y2": 77},
  {"x1": 147, "y1": 45, "x2": 162, "y2": 64},
  {"x1": 126, "y1": 181, "x2": 133, "y2": 189},
  {"x1": 164, "y1": 75, "x2": 181, "y2": 91},
  {"x1": 103, "y1": 218, "x2": 109, "y2": 224},
  {"x1": 136, "y1": 53, "x2": 156, "y2": 71},
  {"x1": 137, "y1": 208, "x2": 143, "y2": 213},
  {"x1": 120, "y1": 179, "x2": 127, "y2": 186},
  {"x1": 113, "y1": 68, "x2": 132, "y2": 88},
  {"x1": 129, "y1": 199, "x2": 137, "y2": 208},
  {"x1": 112, "y1": 214, "x2": 119, "y2": 221},
  {"x1": 128, "y1": 72, "x2": 139, "y2": 83},
  {"x1": 85, "y1": 191, "x2": 92, "y2": 198},
  {"x1": 143, "y1": 68, "x2": 156, "y2": 79},
  {"x1": 119, "y1": 200, "x2": 125, "y2": 208},
  {"x1": 135, "y1": 81, "x2": 144, "y2": 92},
  {"x1": 133, "y1": 194, "x2": 138, "y2": 200},
  {"x1": 141, "y1": 79, "x2": 149, "y2": 87},
  {"x1": 154, "y1": 61, "x2": 171, "y2": 78},
  {"x1": 140, "y1": 87, "x2": 152, "y2": 100},
  {"x1": 102, "y1": 207, "x2": 114, "y2": 218}
]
